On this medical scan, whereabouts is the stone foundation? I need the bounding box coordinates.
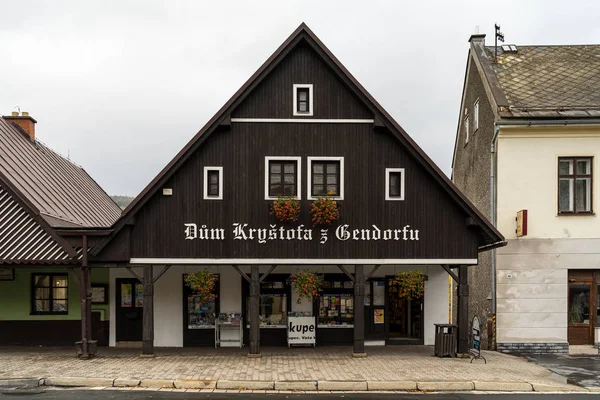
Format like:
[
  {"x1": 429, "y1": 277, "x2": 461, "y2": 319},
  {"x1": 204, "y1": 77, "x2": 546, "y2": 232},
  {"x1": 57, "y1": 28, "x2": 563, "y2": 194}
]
[{"x1": 497, "y1": 342, "x2": 568, "y2": 355}]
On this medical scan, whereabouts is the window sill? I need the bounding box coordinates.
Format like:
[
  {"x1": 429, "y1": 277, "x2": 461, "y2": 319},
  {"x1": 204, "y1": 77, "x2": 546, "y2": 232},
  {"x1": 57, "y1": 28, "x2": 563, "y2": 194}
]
[
  {"x1": 557, "y1": 212, "x2": 595, "y2": 216},
  {"x1": 308, "y1": 197, "x2": 343, "y2": 201},
  {"x1": 30, "y1": 312, "x2": 68, "y2": 316}
]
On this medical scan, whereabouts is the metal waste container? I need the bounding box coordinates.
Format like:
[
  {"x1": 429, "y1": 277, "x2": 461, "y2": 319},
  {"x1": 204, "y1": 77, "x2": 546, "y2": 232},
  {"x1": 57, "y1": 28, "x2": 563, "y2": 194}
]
[{"x1": 434, "y1": 323, "x2": 457, "y2": 357}]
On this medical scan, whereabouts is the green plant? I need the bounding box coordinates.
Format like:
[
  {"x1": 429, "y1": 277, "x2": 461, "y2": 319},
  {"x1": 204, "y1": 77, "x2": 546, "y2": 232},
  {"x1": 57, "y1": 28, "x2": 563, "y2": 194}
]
[
  {"x1": 392, "y1": 269, "x2": 425, "y2": 300},
  {"x1": 184, "y1": 270, "x2": 218, "y2": 304},
  {"x1": 310, "y1": 195, "x2": 340, "y2": 226},
  {"x1": 270, "y1": 196, "x2": 301, "y2": 222},
  {"x1": 287, "y1": 270, "x2": 324, "y2": 304}
]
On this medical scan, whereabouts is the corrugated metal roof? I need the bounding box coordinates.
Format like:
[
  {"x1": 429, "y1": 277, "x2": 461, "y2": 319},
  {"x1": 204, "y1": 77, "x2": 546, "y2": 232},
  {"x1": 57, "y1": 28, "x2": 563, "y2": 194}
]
[
  {"x1": 0, "y1": 118, "x2": 122, "y2": 228},
  {"x1": 482, "y1": 45, "x2": 600, "y2": 118},
  {"x1": 0, "y1": 184, "x2": 73, "y2": 264}
]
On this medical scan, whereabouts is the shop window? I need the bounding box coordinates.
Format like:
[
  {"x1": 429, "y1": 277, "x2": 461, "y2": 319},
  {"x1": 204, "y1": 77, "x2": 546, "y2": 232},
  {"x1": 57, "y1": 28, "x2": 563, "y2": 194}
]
[
  {"x1": 558, "y1": 157, "x2": 593, "y2": 214},
  {"x1": 264, "y1": 157, "x2": 301, "y2": 200},
  {"x1": 203, "y1": 166, "x2": 223, "y2": 200},
  {"x1": 185, "y1": 274, "x2": 219, "y2": 328},
  {"x1": 385, "y1": 168, "x2": 405, "y2": 201},
  {"x1": 307, "y1": 157, "x2": 344, "y2": 200},
  {"x1": 317, "y1": 275, "x2": 354, "y2": 326},
  {"x1": 31, "y1": 274, "x2": 68, "y2": 315},
  {"x1": 246, "y1": 276, "x2": 289, "y2": 327},
  {"x1": 293, "y1": 84, "x2": 313, "y2": 116}
]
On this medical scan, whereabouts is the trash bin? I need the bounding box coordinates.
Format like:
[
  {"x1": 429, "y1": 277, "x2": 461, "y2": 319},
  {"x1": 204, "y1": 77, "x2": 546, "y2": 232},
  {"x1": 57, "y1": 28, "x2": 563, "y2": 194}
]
[{"x1": 434, "y1": 324, "x2": 457, "y2": 357}]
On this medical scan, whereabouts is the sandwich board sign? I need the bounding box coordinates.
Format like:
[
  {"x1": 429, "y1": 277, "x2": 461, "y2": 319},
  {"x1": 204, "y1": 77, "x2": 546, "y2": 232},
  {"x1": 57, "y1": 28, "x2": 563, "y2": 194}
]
[{"x1": 470, "y1": 316, "x2": 486, "y2": 363}]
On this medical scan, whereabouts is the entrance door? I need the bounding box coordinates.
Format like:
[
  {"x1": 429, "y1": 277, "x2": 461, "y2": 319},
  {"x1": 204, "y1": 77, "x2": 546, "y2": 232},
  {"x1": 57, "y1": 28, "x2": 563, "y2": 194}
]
[
  {"x1": 568, "y1": 280, "x2": 593, "y2": 345},
  {"x1": 365, "y1": 279, "x2": 387, "y2": 340},
  {"x1": 116, "y1": 278, "x2": 143, "y2": 342},
  {"x1": 386, "y1": 276, "x2": 424, "y2": 344}
]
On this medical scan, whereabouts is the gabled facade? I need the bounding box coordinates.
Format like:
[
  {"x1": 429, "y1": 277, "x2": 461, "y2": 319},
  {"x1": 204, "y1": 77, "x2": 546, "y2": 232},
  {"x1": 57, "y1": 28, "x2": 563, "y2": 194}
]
[
  {"x1": 452, "y1": 34, "x2": 600, "y2": 354},
  {"x1": 93, "y1": 24, "x2": 503, "y2": 356}
]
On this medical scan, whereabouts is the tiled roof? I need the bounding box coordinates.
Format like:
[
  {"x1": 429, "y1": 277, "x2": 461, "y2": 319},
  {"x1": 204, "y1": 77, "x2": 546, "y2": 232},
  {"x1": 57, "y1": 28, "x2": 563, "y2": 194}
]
[
  {"x1": 0, "y1": 118, "x2": 122, "y2": 228},
  {"x1": 483, "y1": 45, "x2": 600, "y2": 118}
]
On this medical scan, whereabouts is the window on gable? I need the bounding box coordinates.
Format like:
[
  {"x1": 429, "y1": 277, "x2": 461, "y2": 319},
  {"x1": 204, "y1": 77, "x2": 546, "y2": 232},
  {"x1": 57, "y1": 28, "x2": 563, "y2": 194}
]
[
  {"x1": 308, "y1": 157, "x2": 344, "y2": 200},
  {"x1": 31, "y1": 274, "x2": 68, "y2": 315},
  {"x1": 293, "y1": 84, "x2": 313, "y2": 116},
  {"x1": 265, "y1": 157, "x2": 301, "y2": 200},
  {"x1": 464, "y1": 116, "x2": 470, "y2": 144},
  {"x1": 474, "y1": 100, "x2": 479, "y2": 132},
  {"x1": 385, "y1": 168, "x2": 405, "y2": 201},
  {"x1": 203, "y1": 166, "x2": 223, "y2": 200},
  {"x1": 558, "y1": 157, "x2": 593, "y2": 214}
]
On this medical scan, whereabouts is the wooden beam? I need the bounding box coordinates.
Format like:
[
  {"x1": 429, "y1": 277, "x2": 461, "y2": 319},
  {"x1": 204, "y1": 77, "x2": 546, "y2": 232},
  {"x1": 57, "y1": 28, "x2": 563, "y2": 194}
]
[
  {"x1": 68, "y1": 267, "x2": 81, "y2": 287},
  {"x1": 364, "y1": 265, "x2": 381, "y2": 281},
  {"x1": 441, "y1": 264, "x2": 459, "y2": 283},
  {"x1": 457, "y1": 265, "x2": 469, "y2": 355},
  {"x1": 353, "y1": 265, "x2": 366, "y2": 357},
  {"x1": 152, "y1": 265, "x2": 171, "y2": 284},
  {"x1": 142, "y1": 265, "x2": 154, "y2": 356},
  {"x1": 259, "y1": 265, "x2": 277, "y2": 283},
  {"x1": 126, "y1": 266, "x2": 144, "y2": 284},
  {"x1": 232, "y1": 264, "x2": 251, "y2": 283},
  {"x1": 337, "y1": 265, "x2": 355, "y2": 283},
  {"x1": 248, "y1": 265, "x2": 260, "y2": 356}
]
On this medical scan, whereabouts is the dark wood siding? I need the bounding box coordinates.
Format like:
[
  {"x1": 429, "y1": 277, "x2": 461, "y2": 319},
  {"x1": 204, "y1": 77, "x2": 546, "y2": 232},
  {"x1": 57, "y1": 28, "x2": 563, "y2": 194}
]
[
  {"x1": 128, "y1": 122, "x2": 478, "y2": 260},
  {"x1": 232, "y1": 43, "x2": 372, "y2": 120}
]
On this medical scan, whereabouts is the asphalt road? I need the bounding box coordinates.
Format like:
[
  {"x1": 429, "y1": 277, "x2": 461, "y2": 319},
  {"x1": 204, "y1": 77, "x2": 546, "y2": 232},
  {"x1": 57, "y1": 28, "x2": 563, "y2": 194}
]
[
  {"x1": 526, "y1": 354, "x2": 600, "y2": 388},
  {"x1": 1, "y1": 390, "x2": 599, "y2": 400}
]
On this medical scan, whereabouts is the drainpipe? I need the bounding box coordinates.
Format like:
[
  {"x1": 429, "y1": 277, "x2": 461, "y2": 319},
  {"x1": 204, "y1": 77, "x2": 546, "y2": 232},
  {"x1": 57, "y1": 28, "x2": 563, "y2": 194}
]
[{"x1": 489, "y1": 118, "x2": 600, "y2": 350}]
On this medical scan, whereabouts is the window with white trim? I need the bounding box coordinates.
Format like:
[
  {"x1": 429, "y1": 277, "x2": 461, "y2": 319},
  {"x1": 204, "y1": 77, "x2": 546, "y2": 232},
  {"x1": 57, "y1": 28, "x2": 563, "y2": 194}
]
[
  {"x1": 307, "y1": 157, "x2": 344, "y2": 200},
  {"x1": 385, "y1": 168, "x2": 405, "y2": 201},
  {"x1": 264, "y1": 157, "x2": 301, "y2": 200},
  {"x1": 293, "y1": 84, "x2": 313, "y2": 116},
  {"x1": 473, "y1": 99, "x2": 479, "y2": 132},
  {"x1": 558, "y1": 157, "x2": 593, "y2": 214},
  {"x1": 203, "y1": 166, "x2": 223, "y2": 200},
  {"x1": 464, "y1": 116, "x2": 469, "y2": 144}
]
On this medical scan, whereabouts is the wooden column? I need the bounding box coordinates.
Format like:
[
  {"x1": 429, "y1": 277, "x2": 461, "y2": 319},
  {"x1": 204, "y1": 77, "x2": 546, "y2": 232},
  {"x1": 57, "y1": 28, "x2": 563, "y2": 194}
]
[
  {"x1": 142, "y1": 265, "x2": 154, "y2": 357},
  {"x1": 248, "y1": 265, "x2": 261, "y2": 357},
  {"x1": 353, "y1": 265, "x2": 366, "y2": 357},
  {"x1": 79, "y1": 235, "x2": 93, "y2": 358},
  {"x1": 457, "y1": 265, "x2": 469, "y2": 355}
]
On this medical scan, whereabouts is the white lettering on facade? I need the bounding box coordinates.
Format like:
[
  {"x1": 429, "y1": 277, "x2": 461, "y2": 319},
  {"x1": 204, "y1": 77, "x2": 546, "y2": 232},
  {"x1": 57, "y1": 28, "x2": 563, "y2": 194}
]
[{"x1": 184, "y1": 223, "x2": 421, "y2": 243}]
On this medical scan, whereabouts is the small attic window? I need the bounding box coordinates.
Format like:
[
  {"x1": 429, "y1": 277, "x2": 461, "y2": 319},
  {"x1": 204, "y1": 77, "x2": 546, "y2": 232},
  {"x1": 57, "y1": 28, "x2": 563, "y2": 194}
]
[
  {"x1": 293, "y1": 84, "x2": 313, "y2": 116},
  {"x1": 501, "y1": 44, "x2": 518, "y2": 52}
]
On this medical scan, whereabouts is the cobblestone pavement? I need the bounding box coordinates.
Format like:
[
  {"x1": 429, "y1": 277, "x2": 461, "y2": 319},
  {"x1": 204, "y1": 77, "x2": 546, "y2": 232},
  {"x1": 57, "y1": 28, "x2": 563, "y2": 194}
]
[{"x1": 0, "y1": 345, "x2": 565, "y2": 385}]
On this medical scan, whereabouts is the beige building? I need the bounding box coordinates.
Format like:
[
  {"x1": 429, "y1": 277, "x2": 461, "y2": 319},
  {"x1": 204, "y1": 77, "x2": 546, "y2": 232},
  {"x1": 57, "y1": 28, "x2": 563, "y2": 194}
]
[{"x1": 452, "y1": 33, "x2": 600, "y2": 354}]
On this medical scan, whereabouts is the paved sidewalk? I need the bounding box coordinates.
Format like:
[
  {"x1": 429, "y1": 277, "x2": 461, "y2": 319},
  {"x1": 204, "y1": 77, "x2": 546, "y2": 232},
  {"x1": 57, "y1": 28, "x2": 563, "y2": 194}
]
[{"x1": 0, "y1": 345, "x2": 582, "y2": 392}]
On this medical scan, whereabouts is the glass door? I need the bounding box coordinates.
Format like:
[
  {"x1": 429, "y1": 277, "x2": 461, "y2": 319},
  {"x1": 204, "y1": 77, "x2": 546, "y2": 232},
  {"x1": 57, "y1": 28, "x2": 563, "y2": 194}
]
[{"x1": 568, "y1": 282, "x2": 592, "y2": 345}]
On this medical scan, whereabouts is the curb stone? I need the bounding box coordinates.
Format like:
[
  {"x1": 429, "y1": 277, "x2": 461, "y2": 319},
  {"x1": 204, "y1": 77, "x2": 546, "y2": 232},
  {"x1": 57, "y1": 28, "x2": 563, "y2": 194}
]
[
  {"x1": 217, "y1": 380, "x2": 274, "y2": 390},
  {"x1": 0, "y1": 378, "x2": 42, "y2": 387},
  {"x1": 174, "y1": 379, "x2": 216, "y2": 389},
  {"x1": 367, "y1": 381, "x2": 417, "y2": 391},
  {"x1": 417, "y1": 381, "x2": 475, "y2": 391},
  {"x1": 44, "y1": 377, "x2": 115, "y2": 387},
  {"x1": 140, "y1": 379, "x2": 175, "y2": 388},
  {"x1": 274, "y1": 381, "x2": 317, "y2": 391},
  {"x1": 473, "y1": 381, "x2": 533, "y2": 391},
  {"x1": 318, "y1": 381, "x2": 368, "y2": 391},
  {"x1": 113, "y1": 378, "x2": 141, "y2": 387},
  {"x1": 531, "y1": 382, "x2": 589, "y2": 392}
]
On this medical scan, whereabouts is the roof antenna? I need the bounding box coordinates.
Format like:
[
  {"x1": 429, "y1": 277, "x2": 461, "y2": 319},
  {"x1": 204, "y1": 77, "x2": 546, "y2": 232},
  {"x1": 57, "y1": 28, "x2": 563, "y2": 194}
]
[
  {"x1": 14, "y1": 105, "x2": 20, "y2": 115},
  {"x1": 494, "y1": 24, "x2": 505, "y2": 63}
]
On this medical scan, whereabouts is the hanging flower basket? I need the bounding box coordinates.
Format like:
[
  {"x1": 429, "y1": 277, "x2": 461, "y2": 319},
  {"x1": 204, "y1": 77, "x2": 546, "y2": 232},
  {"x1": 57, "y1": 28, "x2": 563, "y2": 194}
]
[
  {"x1": 287, "y1": 270, "x2": 324, "y2": 304},
  {"x1": 184, "y1": 270, "x2": 218, "y2": 304},
  {"x1": 391, "y1": 269, "x2": 425, "y2": 300},
  {"x1": 310, "y1": 195, "x2": 340, "y2": 226},
  {"x1": 270, "y1": 196, "x2": 301, "y2": 223}
]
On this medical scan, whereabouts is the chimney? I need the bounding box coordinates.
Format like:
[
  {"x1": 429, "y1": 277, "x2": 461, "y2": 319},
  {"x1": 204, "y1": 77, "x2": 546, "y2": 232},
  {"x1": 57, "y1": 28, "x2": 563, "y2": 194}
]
[
  {"x1": 2, "y1": 111, "x2": 37, "y2": 140},
  {"x1": 469, "y1": 33, "x2": 486, "y2": 46}
]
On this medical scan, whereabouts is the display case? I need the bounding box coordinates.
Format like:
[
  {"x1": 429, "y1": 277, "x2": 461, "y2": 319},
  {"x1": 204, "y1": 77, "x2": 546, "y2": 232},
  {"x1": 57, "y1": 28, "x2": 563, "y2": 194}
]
[
  {"x1": 318, "y1": 294, "x2": 354, "y2": 327},
  {"x1": 215, "y1": 313, "x2": 243, "y2": 348},
  {"x1": 183, "y1": 273, "x2": 219, "y2": 347}
]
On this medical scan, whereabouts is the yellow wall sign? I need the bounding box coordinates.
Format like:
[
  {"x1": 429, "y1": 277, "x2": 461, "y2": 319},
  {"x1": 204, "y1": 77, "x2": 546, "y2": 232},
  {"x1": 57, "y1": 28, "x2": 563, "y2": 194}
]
[{"x1": 516, "y1": 209, "x2": 528, "y2": 237}]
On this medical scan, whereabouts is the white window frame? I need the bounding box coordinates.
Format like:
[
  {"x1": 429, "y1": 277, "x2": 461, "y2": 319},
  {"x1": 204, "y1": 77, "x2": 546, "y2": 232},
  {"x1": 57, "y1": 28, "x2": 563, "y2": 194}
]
[
  {"x1": 307, "y1": 156, "x2": 344, "y2": 200},
  {"x1": 264, "y1": 156, "x2": 302, "y2": 200},
  {"x1": 385, "y1": 168, "x2": 405, "y2": 201},
  {"x1": 293, "y1": 84, "x2": 313, "y2": 116},
  {"x1": 473, "y1": 99, "x2": 479, "y2": 132},
  {"x1": 203, "y1": 166, "x2": 223, "y2": 200},
  {"x1": 464, "y1": 116, "x2": 470, "y2": 144}
]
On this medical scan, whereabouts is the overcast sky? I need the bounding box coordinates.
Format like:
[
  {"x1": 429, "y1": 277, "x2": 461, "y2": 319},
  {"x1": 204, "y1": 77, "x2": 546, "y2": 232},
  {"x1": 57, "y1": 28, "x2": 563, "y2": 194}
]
[{"x1": 1, "y1": 0, "x2": 599, "y2": 196}]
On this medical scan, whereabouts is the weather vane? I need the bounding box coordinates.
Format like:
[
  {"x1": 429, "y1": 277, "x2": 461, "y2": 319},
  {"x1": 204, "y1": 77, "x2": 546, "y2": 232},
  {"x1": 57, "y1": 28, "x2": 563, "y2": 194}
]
[{"x1": 495, "y1": 24, "x2": 505, "y2": 62}]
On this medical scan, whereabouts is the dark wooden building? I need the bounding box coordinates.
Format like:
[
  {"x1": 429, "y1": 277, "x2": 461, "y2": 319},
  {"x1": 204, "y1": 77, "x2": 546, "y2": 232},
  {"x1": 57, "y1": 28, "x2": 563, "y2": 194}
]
[{"x1": 85, "y1": 23, "x2": 505, "y2": 356}]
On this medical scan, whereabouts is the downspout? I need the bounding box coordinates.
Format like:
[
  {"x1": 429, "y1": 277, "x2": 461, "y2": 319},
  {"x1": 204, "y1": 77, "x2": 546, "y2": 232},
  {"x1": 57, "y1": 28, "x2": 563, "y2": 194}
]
[{"x1": 490, "y1": 123, "x2": 500, "y2": 350}]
